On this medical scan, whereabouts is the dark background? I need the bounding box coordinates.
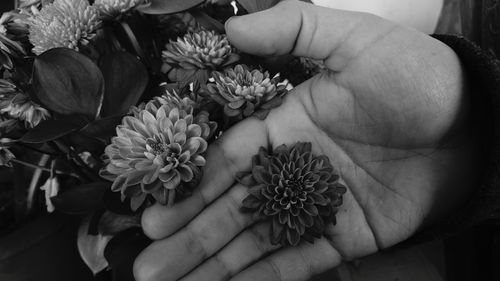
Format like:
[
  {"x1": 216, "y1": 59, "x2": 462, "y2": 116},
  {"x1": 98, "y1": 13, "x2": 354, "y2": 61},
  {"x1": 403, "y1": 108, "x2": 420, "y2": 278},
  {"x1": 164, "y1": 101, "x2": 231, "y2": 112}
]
[{"x1": 0, "y1": 1, "x2": 14, "y2": 12}]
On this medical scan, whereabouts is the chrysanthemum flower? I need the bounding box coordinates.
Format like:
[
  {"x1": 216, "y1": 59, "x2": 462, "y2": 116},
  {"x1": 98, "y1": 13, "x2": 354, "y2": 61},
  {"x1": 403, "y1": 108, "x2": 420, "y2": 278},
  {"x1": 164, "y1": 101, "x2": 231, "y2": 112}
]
[
  {"x1": 28, "y1": 0, "x2": 101, "y2": 55},
  {"x1": 93, "y1": 0, "x2": 144, "y2": 19},
  {"x1": 0, "y1": 79, "x2": 50, "y2": 128},
  {"x1": 162, "y1": 29, "x2": 234, "y2": 70},
  {"x1": 207, "y1": 64, "x2": 288, "y2": 120},
  {"x1": 238, "y1": 142, "x2": 346, "y2": 246},
  {"x1": 100, "y1": 91, "x2": 217, "y2": 210}
]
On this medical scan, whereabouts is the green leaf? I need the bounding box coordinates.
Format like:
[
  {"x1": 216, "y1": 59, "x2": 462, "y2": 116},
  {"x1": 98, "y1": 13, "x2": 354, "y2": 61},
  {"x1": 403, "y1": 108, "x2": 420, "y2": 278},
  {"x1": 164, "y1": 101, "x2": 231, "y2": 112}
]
[
  {"x1": 138, "y1": 0, "x2": 204, "y2": 15},
  {"x1": 99, "y1": 52, "x2": 148, "y2": 117},
  {"x1": 20, "y1": 119, "x2": 84, "y2": 143},
  {"x1": 80, "y1": 115, "x2": 124, "y2": 140},
  {"x1": 104, "y1": 228, "x2": 151, "y2": 281},
  {"x1": 237, "y1": 0, "x2": 280, "y2": 13},
  {"x1": 33, "y1": 48, "x2": 105, "y2": 120},
  {"x1": 174, "y1": 68, "x2": 210, "y2": 85},
  {"x1": 98, "y1": 211, "x2": 141, "y2": 236},
  {"x1": 103, "y1": 189, "x2": 135, "y2": 215},
  {"x1": 190, "y1": 9, "x2": 225, "y2": 33},
  {"x1": 51, "y1": 182, "x2": 110, "y2": 214}
]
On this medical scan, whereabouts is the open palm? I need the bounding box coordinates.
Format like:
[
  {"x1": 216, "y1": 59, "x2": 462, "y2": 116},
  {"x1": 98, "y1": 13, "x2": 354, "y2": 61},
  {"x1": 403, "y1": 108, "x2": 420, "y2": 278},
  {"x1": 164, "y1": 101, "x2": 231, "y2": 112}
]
[{"x1": 134, "y1": 1, "x2": 472, "y2": 280}]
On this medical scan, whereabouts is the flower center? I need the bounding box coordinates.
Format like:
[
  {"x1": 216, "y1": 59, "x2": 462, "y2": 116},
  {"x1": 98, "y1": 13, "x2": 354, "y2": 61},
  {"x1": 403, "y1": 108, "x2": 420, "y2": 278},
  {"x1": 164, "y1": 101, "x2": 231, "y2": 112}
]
[
  {"x1": 146, "y1": 139, "x2": 181, "y2": 164},
  {"x1": 147, "y1": 139, "x2": 167, "y2": 154},
  {"x1": 275, "y1": 179, "x2": 309, "y2": 208}
]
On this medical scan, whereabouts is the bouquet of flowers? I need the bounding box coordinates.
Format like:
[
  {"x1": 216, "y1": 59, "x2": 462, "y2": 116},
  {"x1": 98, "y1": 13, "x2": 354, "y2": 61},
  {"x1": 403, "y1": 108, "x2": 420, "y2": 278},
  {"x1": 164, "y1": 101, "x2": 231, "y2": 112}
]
[{"x1": 0, "y1": 0, "x2": 344, "y2": 280}]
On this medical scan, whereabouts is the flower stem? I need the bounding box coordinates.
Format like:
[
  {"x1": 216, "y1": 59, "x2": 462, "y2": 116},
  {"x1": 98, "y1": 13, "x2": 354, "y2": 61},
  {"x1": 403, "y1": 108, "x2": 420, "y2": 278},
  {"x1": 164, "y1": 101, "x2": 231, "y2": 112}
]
[
  {"x1": 51, "y1": 140, "x2": 101, "y2": 182},
  {"x1": 26, "y1": 154, "x2": 50, "y2": 213},
  {"x1": 10, "y1": 158, "x2": 80, "y2": 178},
  {"x1": 120, "y1": 20, "x2": 150, "y2": 68},
  {"x1": 18, "y1": 142, "x2": 58, "y2": 156}
]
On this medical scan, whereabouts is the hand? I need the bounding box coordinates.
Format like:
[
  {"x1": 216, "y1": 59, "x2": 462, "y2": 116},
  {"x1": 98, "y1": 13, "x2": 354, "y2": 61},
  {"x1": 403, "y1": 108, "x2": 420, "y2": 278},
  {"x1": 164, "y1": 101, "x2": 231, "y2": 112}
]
[{"x1": 134, "y1": 1, "x2": 473, "y2": 280}]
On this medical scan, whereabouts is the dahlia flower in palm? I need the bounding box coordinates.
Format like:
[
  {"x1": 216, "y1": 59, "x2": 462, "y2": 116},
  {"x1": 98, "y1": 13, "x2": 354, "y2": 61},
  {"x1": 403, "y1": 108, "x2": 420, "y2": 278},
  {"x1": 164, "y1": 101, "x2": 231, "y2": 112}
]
[
  {"x1": 238, "y1": 142, "x2": 346, "y2": 246},
  {"x1": 100, "y1": 92, "x2": 217, "y2": 210},
  {"x1": 28, "y1": 0, "x2": 101, "y2": 55},
  {"x1": 162, "y1": 29, "x2": 236, "y2": 70},
  {"x1": 207, "y1": 64, "x2": 288, "y2": 120}
]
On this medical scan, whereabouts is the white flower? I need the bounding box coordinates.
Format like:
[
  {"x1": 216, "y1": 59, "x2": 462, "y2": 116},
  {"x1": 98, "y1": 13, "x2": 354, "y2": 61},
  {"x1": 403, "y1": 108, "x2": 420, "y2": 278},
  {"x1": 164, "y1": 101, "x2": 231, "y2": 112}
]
[
  {"x1": 40, "y1": 177, "x2": 60, "y2": 213},
  {"x1": 28, "y1": 0, "x2": 101, "y2": 55}
]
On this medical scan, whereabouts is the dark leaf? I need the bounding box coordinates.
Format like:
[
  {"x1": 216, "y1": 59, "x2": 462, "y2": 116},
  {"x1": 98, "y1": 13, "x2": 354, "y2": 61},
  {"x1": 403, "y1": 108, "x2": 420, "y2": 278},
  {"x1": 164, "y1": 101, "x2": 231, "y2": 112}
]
[
  {"x1": 169, "y1": 68, "x2": 210, "y2": 86},
  {"x1": 33, "y1": 48, "x2": 105, "y2": 119},
  {"x1": 103, "y1": 188, "x2": 135, "y2": 215},
  {"x1": 252, "y1": 109, "x2": 271, "y2": 120},
  {"x1": 98, "y1": 211, "x2": 141, "y2": 236},
  {"x1": 104, "y1": 228, "x2": 151, "y2": 281},
  {"x1": 222, "y1": 53, "x2": 241, "y2": 67},
  {"x1": 190, "y1": 9, "x2": 225, "y2": 33},
  {"x1": 52, "y1": 182, "x2": 110, "y2": 214},
  {"x1": 237, "y1": 0, "x2": 280, "y2": 13},
  {"x1": 169, "y1": 67, "x2": 195, "y2": 83},
  {"x1": 89, "y1": 209, "x2": 106, "y2": 235},
  {"x1": 69, "y1": 132, "x2": 107, "y2": 154},
  {"x1": 80, "y1": 115, "x2": 124, "y2": 140},
  {"x1": 100, "y1": 52, "x2": 148, "y2": 117},
  {"x1": 101, "y1": 60, "x2": 144, "y2": 116},
  {"x1": 138, "y1": 0, "x2": 204, "y2": 15},
  {"x1": 19, "y1": 119, "x2": 83, "y2": 143}
]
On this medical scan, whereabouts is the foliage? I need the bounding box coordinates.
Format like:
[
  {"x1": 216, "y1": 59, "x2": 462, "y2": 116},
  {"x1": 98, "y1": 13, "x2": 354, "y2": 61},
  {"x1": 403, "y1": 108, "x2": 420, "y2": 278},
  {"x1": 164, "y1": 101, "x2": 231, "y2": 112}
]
[{"x1": 0, "y1": 0, "x2": 331, "y2": 280}]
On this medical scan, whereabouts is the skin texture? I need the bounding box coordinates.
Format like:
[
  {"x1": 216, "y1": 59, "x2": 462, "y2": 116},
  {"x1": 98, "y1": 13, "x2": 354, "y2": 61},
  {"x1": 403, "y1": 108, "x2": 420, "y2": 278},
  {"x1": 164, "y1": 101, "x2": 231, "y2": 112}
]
[{"x1": 134, "y1": 1, "x2": 473, "y2": 280}]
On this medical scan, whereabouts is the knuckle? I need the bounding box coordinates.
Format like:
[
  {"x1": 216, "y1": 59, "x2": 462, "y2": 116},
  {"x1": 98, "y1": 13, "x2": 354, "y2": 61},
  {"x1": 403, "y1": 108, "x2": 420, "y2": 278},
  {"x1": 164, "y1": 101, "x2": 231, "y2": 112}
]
[
  {"x1": 297, "y1": 247, "x2": 314, "y2": 278},
  {"x1": 211, "y1": 254, "x2": 233, "y2": 278},
  {"x1": 264, "y1": 258, "x2": 284, "y2": 281},
  {"x1": 248, "y1": 225, "x2": 271, "y2": 254},
  {"x1": 185, "y1": 225, "x2": 209, "y2": 259}
]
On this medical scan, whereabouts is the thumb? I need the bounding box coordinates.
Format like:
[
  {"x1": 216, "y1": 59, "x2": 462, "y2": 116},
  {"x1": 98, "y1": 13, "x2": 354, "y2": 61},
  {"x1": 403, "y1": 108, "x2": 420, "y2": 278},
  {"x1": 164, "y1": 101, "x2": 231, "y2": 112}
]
[{"x1": 225, "y1": 0, "x2": 394, "y2": 71}]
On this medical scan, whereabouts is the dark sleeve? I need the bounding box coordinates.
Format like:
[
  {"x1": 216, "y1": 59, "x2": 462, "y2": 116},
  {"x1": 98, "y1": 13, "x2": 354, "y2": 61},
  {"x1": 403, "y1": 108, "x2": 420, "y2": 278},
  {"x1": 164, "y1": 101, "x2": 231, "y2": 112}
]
[{"x1": 406, "y1": 35, "x2": 500, "y2": 243}]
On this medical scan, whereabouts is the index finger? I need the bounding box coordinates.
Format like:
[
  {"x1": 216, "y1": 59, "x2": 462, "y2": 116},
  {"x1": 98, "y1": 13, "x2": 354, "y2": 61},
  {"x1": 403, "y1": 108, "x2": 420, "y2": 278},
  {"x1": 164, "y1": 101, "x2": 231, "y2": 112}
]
[{"x1": 141, "y1": 118, "x2": 268, "y2": 239}]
